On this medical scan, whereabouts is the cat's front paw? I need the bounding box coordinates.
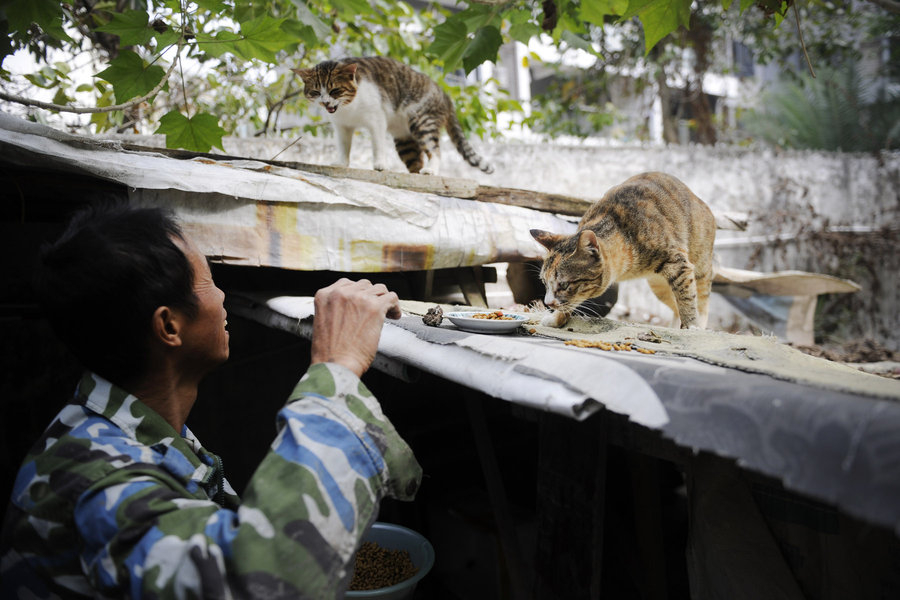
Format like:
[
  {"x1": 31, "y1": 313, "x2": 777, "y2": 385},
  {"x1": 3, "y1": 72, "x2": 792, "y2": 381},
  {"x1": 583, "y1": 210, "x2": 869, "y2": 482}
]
[
  {"x1": 420, "y1": 166, "x2": 439, "y2": 176},
  {"x1": 541, "y1": 311, "x2": 569, "y2": 328},
  {"x1": 373, "y1": 162, "x2": 389, "y2": 171}
]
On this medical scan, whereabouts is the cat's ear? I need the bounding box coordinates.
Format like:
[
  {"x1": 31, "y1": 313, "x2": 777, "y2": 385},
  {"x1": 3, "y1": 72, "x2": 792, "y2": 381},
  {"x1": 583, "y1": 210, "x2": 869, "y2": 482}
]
[
  {"x1": 292, "y1": 67, "x2": 314, "y2": 81},
  {"x1": 577, "y1": 230, "x2": 600, "y2": 258},
  {"x1": 530, "y1": 229, "x2": 565, "y2": 251}
]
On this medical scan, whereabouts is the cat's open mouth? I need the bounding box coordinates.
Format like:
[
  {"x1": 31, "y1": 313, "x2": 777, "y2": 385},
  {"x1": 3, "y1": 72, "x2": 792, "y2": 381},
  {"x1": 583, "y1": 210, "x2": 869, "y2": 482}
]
[{"x1": 325, "y1": 105, "x2": 337, "y2": 113}]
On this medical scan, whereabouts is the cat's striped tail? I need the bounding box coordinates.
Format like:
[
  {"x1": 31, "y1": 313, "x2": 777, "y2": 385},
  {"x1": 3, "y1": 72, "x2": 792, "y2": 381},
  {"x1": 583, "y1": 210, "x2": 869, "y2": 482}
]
[{"x1": 447, "y1": 112, "x2": 494, "y2": 174}]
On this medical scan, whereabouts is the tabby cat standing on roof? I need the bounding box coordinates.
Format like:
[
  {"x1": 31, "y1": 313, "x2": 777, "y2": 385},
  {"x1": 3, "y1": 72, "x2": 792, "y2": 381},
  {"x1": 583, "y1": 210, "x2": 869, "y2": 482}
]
[
  {"x1": 530, "y1": 171, "x2": 716, "y2": 330},
  {"x1": 293, "y1": 56, "x2": 494, "y2": 176}
]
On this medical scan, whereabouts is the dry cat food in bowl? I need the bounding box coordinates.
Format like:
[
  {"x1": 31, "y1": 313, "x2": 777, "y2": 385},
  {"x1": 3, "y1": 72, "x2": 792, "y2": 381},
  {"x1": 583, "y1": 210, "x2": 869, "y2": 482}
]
[
  {"x1": 346, "y1": 522, "x2": 435, "y2": 600},
  {"x1": 470, "y1": 310, "x2": 517, "y2": 320}
]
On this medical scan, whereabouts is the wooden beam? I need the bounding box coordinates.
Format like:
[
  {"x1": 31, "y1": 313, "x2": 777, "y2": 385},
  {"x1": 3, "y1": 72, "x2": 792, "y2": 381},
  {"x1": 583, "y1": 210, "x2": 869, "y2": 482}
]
[{"x1": 112, "y1": 141, "x2": 744, "y2": 226}]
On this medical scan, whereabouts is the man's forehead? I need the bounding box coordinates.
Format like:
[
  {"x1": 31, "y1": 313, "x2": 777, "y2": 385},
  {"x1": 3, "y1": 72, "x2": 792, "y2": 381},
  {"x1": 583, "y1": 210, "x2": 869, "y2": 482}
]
[{"x1": 171, "y1": 234, "x2": 208, "y2": 272}]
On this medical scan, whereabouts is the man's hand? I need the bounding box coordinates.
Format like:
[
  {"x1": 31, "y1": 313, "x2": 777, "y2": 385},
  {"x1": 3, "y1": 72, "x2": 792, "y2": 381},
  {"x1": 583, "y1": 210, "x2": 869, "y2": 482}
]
[{"x1": 310, "y1": 279, "x2": 402, "y2": 378}]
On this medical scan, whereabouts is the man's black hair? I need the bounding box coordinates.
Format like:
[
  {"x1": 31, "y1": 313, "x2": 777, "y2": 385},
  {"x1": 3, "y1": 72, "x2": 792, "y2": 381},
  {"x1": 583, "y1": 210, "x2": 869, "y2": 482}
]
[{"x1": 33, "y1": 203, "x2": 199, "y2": 387}]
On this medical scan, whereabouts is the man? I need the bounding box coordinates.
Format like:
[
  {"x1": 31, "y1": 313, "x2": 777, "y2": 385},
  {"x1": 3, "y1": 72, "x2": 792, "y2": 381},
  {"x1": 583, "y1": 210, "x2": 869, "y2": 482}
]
[{"x1": 0, "y1": 204, "x2": 422, "y2": 598}]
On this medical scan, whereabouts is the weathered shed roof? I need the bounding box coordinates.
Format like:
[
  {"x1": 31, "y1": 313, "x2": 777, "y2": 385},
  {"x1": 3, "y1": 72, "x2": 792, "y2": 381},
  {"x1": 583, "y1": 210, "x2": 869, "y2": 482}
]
[{"x1": 0, "y1": 113, "x2": 577, "y2": 272}]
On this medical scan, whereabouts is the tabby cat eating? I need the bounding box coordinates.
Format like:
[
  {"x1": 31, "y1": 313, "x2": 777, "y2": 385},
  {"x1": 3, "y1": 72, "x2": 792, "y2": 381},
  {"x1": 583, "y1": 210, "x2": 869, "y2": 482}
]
[
  {"x1": 293, "y1": 56, "x2": 494, "y2": 175},
  {"x1": 530, "y1": 171, "x2": 716, "y2": 329}
]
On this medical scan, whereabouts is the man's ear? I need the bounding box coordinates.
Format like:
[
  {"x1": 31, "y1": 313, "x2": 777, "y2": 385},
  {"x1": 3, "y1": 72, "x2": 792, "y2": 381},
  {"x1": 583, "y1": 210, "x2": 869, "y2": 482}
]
[{"x1": 151, "y1": 306, "x2": 183, "y2": 348}]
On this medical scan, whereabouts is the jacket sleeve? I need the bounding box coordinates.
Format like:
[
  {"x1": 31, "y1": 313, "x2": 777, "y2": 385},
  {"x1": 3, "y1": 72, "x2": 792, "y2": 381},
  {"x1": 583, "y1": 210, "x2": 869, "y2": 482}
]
[{"x1": 76, "y1": 362, "x2": 422, "y2": 599}]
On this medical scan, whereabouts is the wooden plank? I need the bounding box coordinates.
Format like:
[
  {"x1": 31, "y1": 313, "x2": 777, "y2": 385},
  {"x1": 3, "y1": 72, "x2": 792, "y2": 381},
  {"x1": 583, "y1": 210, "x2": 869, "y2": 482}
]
[
  {"x1": 475, "y1": 185, "x2": 593, "y2": 217},
  {"x1": 274, "y1": 160, "x2": 481, "y2": 198}
]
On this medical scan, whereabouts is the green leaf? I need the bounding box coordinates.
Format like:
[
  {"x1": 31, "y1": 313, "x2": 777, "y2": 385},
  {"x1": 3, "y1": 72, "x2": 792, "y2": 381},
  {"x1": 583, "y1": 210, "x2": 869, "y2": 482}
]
[
  {"x1": 95, "y1": 50, "x2": 166, "y2": 103},
  {"x1": 234, "y1": 15, "x2": 296, "y2": 62},
  {"x1": 95, "y1": 9, "x2": 155, "y2": 47},
  {"x1": 457, "y1": 3, "x2": 496, "y2": 34},
  {"x1": 155, "y1": 110, "x2": 226, "y2": 152},
  {"x1": 331, "y1": 0, "x2": 372, "y2": 18},
  {"x1": 51, "y1": 87, "x2": 70, "y2": 106},
  {"x1": 195, "y1": 30, "x2": 242, "y2": 59},
  {"x1": 291, "y1": 0, "x2": 332, "y2": 40},
  {"x1": 462, "y1": 25, "x2": 503, "y2": 74},
  {"x1": 773, "y1": 2, "x2": 787, "y2": 26},
  {"x1": 721, "y1": 0, "x2": 734, "y2": 10},
  {"x1": 509, "y1": 21, "x2": 541, "y2": 46},
  {"x1": 622, "y1": 0, "x2": 691, "y2": 53},
  {"x1": 234, "y1": 2, "x2": 266, "y2": 23},
  {"x1": 560, "y1": 30, "x2": 599, "y2": 56},
  {"x1": 281, "y1": 19, "x2": 318, "y2": 50},
  {"x1": 581, "y1": 0, "x2": 629, "y2": 24},
  {"x1": 428, "y1": 18, "x2": 469, "y2": 72},
  {"x1": 5, "y1": 0, "x2": 72, "y2": 42},
  {"x1": 24, "y1": 71, "x2": 54, "y2": 89},
  {"x1": 739, "y1": 0, "x2": 756, "y2": 12},
  {"x1": 153, "y1": 27, "x2": 182, "y2": 50}
]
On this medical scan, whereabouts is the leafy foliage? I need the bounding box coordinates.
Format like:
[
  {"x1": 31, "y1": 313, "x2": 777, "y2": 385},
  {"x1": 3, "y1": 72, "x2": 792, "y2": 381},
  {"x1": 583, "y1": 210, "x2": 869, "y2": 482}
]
[
  {"x1": 0, "y1": 1, "x2": 893, "y2": 151},
  {"x1": 743, "y1": 60, "x2": 900, "y2": 151}
]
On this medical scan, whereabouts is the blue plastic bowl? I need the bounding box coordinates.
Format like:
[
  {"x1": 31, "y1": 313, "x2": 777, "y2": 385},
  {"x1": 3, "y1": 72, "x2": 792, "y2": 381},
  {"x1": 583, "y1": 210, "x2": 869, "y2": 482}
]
[{"x1": 345, "y1": 522, "x2": 435, "y2": 600}]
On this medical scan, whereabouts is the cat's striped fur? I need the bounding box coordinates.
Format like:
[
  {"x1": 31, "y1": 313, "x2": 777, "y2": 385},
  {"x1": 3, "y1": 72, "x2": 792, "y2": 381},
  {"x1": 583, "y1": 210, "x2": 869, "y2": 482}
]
[
  {"x1": 293, "y1": 56, "x2": 493, "y2": 175},
  {"x1": 530, "y1": 172, "x2": 716, "y2": 329}
]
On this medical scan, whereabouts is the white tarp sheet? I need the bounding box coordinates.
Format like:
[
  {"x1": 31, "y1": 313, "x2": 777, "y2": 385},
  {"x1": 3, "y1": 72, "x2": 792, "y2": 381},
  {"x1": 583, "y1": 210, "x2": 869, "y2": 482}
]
[{"x1": 258, "y1": 295, "x2": 668, "y2": 427}]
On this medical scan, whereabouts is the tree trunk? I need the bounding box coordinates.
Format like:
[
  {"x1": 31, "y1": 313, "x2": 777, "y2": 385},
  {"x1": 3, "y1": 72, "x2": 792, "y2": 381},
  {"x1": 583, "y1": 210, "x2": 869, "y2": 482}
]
[{"x1": 655, "y1": 67, "x2": 680, "y2": 144}]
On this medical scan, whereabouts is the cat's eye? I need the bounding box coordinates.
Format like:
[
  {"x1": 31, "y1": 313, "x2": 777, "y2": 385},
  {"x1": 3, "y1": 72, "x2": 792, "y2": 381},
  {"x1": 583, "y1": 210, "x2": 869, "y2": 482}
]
[
  {"x1": 558, "y1": 282, "x2": 570, "y2": 291},
  {"x1": 308, "y1": 91, "x2": 320, "y2": 98},
  {"x1": 329, "y1": 88, "x2": 341, "y2": 96}
]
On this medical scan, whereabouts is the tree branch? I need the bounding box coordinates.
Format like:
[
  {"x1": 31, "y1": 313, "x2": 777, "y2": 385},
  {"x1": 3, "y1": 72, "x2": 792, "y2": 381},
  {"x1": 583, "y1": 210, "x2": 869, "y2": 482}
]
[
  {"x1": 0, "y1": 41, "x2": 183, "y2": 115},
  {"x1": 793, "y1": 2, "x2": 816, "y2": 78}
]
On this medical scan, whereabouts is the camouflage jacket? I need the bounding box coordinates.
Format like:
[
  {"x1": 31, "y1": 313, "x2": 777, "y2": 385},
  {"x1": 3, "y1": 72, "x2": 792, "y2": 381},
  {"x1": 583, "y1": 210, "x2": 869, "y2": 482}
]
[{"x1": 1, "y1": 363, "x2": 422, "y2": 599}]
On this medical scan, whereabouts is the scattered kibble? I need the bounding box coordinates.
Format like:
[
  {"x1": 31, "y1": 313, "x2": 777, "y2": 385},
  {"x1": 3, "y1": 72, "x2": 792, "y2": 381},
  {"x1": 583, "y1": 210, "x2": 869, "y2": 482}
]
[
  {"x1": 565, "y1": 339, "x2": 612, "y2": 350},
  {"x1": 564, "y1": 339, "x2": 656, "y2": 354}
]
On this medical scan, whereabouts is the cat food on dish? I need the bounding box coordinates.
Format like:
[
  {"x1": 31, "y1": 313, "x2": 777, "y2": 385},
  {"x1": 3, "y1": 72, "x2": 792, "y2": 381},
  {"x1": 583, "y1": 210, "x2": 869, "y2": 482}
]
[
  {"x1": 470, "y1": 311, "x2": 517, "y2": 320},
  {"x1": 445, "y1": 311, "x2": 527, "y2": 334}
]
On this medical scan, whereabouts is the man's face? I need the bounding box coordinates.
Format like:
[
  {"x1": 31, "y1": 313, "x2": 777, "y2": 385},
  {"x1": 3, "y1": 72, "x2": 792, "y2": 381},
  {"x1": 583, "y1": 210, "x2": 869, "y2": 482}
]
[{"x1": 175, "y1": 237, "x2": 230, "y2": 371}]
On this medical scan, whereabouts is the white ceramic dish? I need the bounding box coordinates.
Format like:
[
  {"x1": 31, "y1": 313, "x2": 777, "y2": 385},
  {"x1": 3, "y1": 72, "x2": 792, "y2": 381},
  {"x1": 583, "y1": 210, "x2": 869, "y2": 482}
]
[{"x1": 445, "y1": 311, "x2": 528, "y2": 334}]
